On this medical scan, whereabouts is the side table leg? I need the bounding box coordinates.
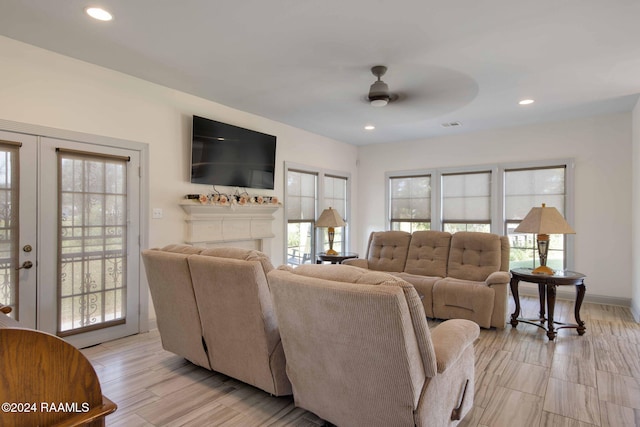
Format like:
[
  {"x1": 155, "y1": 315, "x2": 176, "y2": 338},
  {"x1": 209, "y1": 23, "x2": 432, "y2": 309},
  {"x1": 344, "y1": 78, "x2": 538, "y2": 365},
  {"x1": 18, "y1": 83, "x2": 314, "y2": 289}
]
[
  {"x1": 546, "y1": 284, "x2": 557, "y2": 340},
  {"x1": 510, "y1": 276, "x2": 521, "y2": 327},
  {"x1": 538, "y1": 283, "x2": 546, "y2": 322},
  {"x1": 575, "y1": 283, "x2": 586, "y2": 335}
]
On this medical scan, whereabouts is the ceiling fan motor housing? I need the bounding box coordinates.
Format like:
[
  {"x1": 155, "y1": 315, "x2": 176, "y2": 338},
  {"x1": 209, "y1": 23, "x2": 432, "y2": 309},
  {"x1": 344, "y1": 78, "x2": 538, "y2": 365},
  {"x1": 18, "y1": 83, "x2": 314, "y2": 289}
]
[{"x1": 368, "y1": 65, "x2": 391, "y2": 106}]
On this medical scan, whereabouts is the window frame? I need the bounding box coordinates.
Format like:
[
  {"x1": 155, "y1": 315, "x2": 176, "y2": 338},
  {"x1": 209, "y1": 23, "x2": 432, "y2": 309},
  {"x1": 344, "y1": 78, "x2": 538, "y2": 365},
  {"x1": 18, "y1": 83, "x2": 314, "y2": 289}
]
[
  {"x1": 385, "y1": 159, "x2": 575, "y2": 270},
  {"x1": 386, "y1": 171, "x2": 433, "y2": 232},
  {"x1": 284, "y1": 162, "x2": 351, "y2": 265},
  {"x1": 440, "y1": 168, "x2": 495, "y2": 234},
  {"x1": 503, "y1": 159, "x2": 575, "y2": 271}
]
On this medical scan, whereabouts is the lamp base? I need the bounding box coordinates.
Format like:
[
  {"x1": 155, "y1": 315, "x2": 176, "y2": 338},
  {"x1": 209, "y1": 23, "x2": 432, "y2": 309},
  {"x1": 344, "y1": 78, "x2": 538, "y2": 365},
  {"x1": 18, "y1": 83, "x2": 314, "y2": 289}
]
[
  {"x1": 532, "y1": 265, "x2": 554, "y2": 275},
  {"x1": 325, "y1": 226, "x2": 338, "y2": 256}
]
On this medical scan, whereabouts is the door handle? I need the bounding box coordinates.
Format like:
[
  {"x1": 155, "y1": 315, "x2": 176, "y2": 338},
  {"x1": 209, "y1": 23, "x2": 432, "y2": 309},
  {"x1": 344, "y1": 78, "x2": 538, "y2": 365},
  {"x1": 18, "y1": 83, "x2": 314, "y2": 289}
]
[{"x1": 16, "y1": 261, "x2": 33, "y2": 270}]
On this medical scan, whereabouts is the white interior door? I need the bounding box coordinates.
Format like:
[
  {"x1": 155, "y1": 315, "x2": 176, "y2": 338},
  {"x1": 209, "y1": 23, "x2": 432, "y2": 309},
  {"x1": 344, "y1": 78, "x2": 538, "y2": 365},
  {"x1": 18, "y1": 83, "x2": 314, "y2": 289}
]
[{"x1": 0, "y1": 130, "x2": 141, "y2": 348}]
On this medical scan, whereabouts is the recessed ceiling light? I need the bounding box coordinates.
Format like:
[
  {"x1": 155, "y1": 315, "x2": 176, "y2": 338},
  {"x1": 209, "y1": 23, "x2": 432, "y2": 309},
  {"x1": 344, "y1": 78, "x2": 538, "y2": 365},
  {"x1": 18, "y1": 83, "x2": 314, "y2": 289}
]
[
  {"x1": 364, "y1": 125, "x2": 375, "y2": 131},
  {"x1": 85, "y1": 7, "x2": 113, "y2": 21},
  {"x1": 519, "y1": 99, "x2": 535, "y2": 105}
]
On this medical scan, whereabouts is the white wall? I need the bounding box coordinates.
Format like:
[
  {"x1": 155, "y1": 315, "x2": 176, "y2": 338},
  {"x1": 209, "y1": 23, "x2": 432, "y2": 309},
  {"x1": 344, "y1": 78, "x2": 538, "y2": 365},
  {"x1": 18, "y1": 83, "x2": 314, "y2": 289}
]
[
  {"x1": 356, "y1": 113, "x2": 633, "y2": 301},
  {"x1": 0, "y1": 36, "x2": 358, "y2": 266},
  {"x1": 0, "y1": 36, "x2": 358, "y2": 324},
  {"x1": 632, "y1": 98, "x2": 640, "y2": 319}
]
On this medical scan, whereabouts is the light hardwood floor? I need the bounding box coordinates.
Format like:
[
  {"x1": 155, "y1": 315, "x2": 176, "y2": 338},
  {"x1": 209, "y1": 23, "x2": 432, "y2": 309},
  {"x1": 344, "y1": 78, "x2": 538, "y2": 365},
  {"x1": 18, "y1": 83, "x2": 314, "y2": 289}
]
[{"x1": 81, "y1": 296, "x2": 640, "y2": 427}]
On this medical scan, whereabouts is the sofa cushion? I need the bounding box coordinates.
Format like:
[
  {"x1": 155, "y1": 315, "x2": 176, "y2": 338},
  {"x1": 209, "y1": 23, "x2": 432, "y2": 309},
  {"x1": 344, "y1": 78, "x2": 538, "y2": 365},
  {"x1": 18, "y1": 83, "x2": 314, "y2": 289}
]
[
  {"x1": 200, "y1": 247, "x2": 275, "y2": 273},
  {"x1": 141, "y1": 249, "x2": 211, "y2": 369},
  {"x1": 276, "y1": 264, "x2": 438, "y2": 378},
  {"x1": 432, "y1": 278, "x2": 495, "y2": 329},
  {"x1": 394, "y1": 272, "x2": 439, "y2": 318},
  {"x1": 188, "y1": 254, "x2": 289, "y2": 395},
  {"x1": 366, "y1": 231, "x2": 411, "y2": 272},
  {"x1": 447, "y1": 232, "x2": 502, "y2": 282},
  {"x1": 404, "y1": 231, "x2": 452, "y2": 277},
  {"x1": 160, "y1": 244, "x2": 204, "y2": 255}
]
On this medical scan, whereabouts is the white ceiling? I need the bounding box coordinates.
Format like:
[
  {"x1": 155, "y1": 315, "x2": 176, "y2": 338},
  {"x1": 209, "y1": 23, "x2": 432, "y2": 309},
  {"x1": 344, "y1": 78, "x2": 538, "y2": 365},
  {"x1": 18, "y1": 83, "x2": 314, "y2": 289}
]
[{"x1": 1, "y1": 0, "x2": 639, "y2": 145}]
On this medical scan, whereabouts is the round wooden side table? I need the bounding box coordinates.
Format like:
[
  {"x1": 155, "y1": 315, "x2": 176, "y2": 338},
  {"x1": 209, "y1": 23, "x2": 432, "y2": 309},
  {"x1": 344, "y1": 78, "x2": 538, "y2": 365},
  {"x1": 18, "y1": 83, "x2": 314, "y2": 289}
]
[
  {"x1": 510, "y1": 267, "x2": 586, "y2": 340},
  {"x1": 316, "y1": 252, "x2": 358, "y2": 264}
]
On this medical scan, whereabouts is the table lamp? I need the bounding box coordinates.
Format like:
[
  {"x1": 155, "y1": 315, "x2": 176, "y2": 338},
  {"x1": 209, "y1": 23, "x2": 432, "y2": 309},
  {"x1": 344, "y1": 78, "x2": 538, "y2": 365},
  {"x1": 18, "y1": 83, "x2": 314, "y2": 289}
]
[
  {"x1": 514, "y1": 203, "x2": 575, "y2": 275},
  {"x1": 316, "y1": 207, "x2": 346, "y2": 255}
]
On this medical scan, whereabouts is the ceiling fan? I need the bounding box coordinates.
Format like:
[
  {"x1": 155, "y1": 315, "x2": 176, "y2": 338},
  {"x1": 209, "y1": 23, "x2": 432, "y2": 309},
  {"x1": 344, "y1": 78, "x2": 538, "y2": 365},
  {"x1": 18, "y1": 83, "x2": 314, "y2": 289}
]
[{"x1": 367, "y1": 65, "x2": 399, "y2": 107}]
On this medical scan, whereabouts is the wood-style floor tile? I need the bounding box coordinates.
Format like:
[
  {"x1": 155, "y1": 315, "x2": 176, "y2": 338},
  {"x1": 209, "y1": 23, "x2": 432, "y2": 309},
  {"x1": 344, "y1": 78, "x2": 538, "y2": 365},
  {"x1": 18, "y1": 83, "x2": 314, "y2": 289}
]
[
  {"x1": 498, "y1": 360, "x2": 548, "y2": 396},
  {"x1": 599, "y1": 400, "x2": 640, "y2": 427},
  {"x1": 596, "y1": 370, "x2": 640, "y2": 410},
  {"x1": 543, "y1": 378, "x2": 600, "y2": 425},
  {"x1": 539, "y1": 411, "x2": 598, "y2": 427},
  {"x1": 478, "y1": 386, "x2": 543, "y2": 427},
  {"x1": 550, "y1": 353, "x2": 597, "y2": 387}
]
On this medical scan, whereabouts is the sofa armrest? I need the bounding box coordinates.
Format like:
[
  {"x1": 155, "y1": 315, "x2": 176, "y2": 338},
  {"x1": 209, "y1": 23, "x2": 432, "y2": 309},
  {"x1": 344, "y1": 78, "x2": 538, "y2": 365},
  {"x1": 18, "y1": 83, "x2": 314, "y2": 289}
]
[
  {"x1": 430, "y1": 319, "x2": 479, "y2": 373},
  {"x1": 342, "y1": 258, "x2": 369, "y2": 268},
  {"x1": 485, "y1": 271, "x2": 510, "y2": 286}
]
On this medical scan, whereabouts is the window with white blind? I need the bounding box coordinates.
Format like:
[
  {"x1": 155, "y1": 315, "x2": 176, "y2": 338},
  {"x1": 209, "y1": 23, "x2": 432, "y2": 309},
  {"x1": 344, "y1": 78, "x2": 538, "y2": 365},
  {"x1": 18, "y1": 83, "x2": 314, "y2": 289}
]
[
  {"x1": 286, "y1": 169, "x2": 317, "y2": 266},
  {"x1": 385, "y1": 159, "x2": 574, "y2": 270},
  {"x1": 285, "y1": 164, "x2": 350, "y2": 265},
  {"x1": 505, "y1": 166, "x2": 568, "y2": 271},
  {"x1": 388, "y1": 174, "x2": 431, "y2": 232},
  {"x1": 321, "y1": 175, "x2": 348, "y2": 253},
  {"x1": 441, "y1": 171, "x2": 491, "y2": 233}
]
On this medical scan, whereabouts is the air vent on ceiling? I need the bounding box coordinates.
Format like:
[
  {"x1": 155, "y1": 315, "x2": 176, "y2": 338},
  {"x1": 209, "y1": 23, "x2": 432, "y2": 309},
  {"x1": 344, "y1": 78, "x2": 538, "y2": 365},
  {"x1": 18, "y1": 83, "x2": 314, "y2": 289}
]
[{"x1": 441, "y1": 121, "x2": 462, "y2": 128}]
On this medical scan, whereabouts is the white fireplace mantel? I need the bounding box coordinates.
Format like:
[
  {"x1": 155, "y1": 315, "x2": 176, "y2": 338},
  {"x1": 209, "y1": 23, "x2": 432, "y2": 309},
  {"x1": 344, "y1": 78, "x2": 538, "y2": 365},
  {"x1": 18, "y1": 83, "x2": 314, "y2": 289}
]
[{"x1": 180, "y1": 202, "x2": 280, "y2": 247}]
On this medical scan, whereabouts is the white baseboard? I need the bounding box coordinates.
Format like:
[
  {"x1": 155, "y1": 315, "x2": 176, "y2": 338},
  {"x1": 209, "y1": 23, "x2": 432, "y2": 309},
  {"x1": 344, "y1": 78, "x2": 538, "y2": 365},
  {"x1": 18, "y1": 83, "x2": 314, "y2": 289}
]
[
  {"x1": 516, "y1": 284, "x2": 632, "y2": 308},
  {"x1": 632, "y1": 300, "x2": 640, "y2": 322},
  {"x1": 148, "y1": 317, "x2": 157, "y2": 331}
]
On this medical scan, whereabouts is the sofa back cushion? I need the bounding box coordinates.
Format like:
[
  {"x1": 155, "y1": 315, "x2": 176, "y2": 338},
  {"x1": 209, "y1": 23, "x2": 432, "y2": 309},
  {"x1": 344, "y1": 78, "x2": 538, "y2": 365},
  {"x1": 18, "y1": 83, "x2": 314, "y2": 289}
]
[
  {"x1": 404, "y1": 231, "x2": 452, "y2": 277},
  {"x1": 160, "y1": 244, "x2": 204, "y2": 255},
  {"x1": 268, "y1": 264, "x2": 437, "y2": 426},
  {"x1": 199, "y1": 247, "x2": 275, "y2": 274},
  {"x1": 274, "y1": 264, "x2": 437, "y2": 378},
  {"x1": 365, "y1": 231, "x2": 412, "y2": 272},
  {"x1": 141, "y1": 249, "x2": 211, "y2": 369},
  {"x1": 447, "y1": 232, "x2": 503, "y2": 282},
  {"x1": 500, "y1": 236, "x2": 511, "y2": 272},
  {"x1": 187, "y1": 254, "x2": 289, "y2": 395}
]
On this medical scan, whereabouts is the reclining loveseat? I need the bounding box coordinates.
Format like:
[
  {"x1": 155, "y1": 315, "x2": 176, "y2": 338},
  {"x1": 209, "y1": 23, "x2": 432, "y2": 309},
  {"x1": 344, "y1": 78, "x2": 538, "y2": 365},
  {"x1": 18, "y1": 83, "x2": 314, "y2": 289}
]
[{"x1": 141, "y1": 245, "x2": 292, "y2": 396}]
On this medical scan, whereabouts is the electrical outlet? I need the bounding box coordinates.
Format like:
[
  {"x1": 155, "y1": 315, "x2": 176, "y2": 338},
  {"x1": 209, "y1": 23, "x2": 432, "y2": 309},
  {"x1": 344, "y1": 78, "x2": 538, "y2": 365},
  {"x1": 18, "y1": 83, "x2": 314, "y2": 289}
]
[{"x1": 152, "y1": 208, "x2": 163, "y2": 219}]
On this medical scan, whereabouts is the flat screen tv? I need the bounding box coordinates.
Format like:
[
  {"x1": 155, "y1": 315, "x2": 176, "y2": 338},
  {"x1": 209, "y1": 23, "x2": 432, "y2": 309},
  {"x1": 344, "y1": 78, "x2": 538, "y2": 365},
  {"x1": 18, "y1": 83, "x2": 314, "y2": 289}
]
[{"x1": 190, "y1": 115, "x2": 277, "y2": 189}]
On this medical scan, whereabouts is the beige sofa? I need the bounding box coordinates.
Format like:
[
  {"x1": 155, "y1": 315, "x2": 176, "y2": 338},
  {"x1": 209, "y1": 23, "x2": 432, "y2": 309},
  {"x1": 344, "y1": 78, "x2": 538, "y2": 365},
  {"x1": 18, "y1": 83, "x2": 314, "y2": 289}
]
[
  {"x1": 268, "y1": 264, "x2": 480, "y2": 427},
  {"x1": 344, "y1": 230, "x2": 510, "y2": 329},
  {"x1": 141, "y1": 245, "x2": 292, "y2": 396}
]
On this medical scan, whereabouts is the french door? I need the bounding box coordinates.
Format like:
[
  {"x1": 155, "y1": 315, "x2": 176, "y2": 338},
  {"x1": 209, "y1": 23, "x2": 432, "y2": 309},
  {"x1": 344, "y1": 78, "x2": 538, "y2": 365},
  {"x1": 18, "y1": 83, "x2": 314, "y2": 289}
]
[{"x1": 0, "y1": 130, "x2": 141, "y2": 348}]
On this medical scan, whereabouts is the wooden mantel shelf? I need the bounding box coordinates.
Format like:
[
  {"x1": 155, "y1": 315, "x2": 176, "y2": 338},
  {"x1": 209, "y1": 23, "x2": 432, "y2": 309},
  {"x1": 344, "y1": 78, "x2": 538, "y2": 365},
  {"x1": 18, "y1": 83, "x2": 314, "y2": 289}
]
[{"x1": 179, "y1": 202, "x2": 281, "y2": 245}]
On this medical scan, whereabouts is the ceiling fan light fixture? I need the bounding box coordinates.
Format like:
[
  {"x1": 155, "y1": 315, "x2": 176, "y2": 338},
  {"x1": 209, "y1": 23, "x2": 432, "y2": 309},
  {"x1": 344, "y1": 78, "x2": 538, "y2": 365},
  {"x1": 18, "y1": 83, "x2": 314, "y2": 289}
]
[
  {"x1": 367, "y1": 65, "x2": 394, "y2": 107},
  {"x1": 370, "y1": 97, "x2": 389, "y2": 107}
]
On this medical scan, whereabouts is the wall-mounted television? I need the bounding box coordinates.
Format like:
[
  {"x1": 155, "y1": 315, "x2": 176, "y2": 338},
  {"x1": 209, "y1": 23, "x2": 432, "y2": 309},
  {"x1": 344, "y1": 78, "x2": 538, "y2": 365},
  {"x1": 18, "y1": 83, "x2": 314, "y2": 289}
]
[{"x1": 190, "y1": 115, "x2": 277, "y2": 190}]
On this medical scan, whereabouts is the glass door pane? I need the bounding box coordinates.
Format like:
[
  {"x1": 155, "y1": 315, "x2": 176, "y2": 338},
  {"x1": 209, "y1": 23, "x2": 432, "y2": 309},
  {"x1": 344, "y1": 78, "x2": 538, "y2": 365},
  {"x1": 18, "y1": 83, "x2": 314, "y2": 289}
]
[
  {"x1": 0, "y1": 141, "x2": 19, "y2": 316},
  {"x1": 57, "y1": 150, "x2": 128, "y2": 336},
  {"x1": 0, "y1": 131, "x2": 37, "y2": 328}
]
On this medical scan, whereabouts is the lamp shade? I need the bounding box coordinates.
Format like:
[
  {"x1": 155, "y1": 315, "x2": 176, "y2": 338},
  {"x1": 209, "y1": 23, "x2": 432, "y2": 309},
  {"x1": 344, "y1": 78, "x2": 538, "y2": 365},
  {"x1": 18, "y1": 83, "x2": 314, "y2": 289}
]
[
  {"x1": 513, "y1": 204, "x2": 575, "y2": 234},
  {"x1": 316, "y1": 207, "x2": 346, "y2": 228}
]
